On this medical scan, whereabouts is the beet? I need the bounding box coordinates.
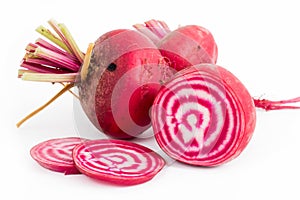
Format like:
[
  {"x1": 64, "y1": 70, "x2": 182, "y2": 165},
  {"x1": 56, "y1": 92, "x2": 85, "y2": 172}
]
[
  {"x1": 134, "y1": 20, "x2": 218, "y2": 71},
  {"x1": 158, "y1": 25, "x2": 218, "y2": 71},
  {"x1": 151, "y1": 64, "x2": 256, "y2": 166},
  {"x1": 78, "y1": 29, "x2": 173, "y2": 139}
]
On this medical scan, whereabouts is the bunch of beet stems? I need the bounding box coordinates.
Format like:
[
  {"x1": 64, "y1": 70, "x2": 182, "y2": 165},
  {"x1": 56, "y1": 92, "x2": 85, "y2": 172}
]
[
  {"x1": 17, "y1": 19, "x2": 93, "y2": 127},
  {"x1": 17, "y1": 19, "x2": 300, "y2": 128}
]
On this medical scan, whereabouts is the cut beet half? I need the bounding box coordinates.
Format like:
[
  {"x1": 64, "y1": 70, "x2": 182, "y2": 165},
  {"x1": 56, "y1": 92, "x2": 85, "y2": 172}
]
[
  {"x1": 72, "y1": 139, "x2": 165, "y2": 185},
  {"x1": 151, "y1": 64, "x2": 256, "y2": 167},
  {"x1": 30, "y1": 137, "x2": 86, "y2": 174}
]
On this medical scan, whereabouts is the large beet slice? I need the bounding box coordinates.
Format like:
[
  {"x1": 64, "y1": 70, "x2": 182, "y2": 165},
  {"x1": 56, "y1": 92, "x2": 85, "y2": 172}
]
[
  {"x1": 72, "y1": 139, "x2": 165, "y2": 185},
  {"x1": 151, "y1": 64, "x2": 256, "y2": 166}
]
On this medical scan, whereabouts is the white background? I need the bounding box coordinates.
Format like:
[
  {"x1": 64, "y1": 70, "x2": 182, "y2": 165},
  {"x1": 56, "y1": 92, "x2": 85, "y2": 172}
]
[{"x1": 1, "y1": 0, "x2": 300, "y2": 199}]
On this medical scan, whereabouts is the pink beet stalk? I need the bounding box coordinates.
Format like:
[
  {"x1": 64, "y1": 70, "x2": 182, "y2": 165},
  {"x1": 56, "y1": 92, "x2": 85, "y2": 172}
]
[
  {"x1": 133, "y1": 19, "x2": 171, "y2": 45},
  {"x1": 132, "y1": 24, "x2": 161, "y2": 45},
  {"x1": 19, "y1": 19, "x2": 84, "y2": 82},
  {"x1": 144, "y1": 19, "x2": 171, "y2": 39},
  {"x1": 32, "y1": 46, "x2": 80, "y2": 71},
  {"x1": 16, "y1": 19, "x2": 89, "y2": 127},
  {"x1": 35, "y1": 38, "x2": 79, "y2": 62},
  {"x1": 21, "y1": 61, "x2": 70, "y2": 74},
  {"x1": 254, "y1": 97, "x2": 300, "y2": 111}
]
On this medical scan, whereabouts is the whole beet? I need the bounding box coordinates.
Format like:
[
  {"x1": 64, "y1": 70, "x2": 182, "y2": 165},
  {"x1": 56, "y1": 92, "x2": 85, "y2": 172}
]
[
  {"x1": 158, "y1": 25, "x2": 218, "y2": 71},
  {"x1": 78, "y1": 29, "x2": 174, "y2": 139}
]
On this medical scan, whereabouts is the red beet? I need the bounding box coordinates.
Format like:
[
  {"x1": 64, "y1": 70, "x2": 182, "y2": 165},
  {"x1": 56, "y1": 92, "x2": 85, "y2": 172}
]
[
  {"x1": 134, "y1": 21, "x2": 218, "y2": 71},
  {"x1": 158, "y1": 25, "x2": 218, "y2": 71},
  {"x1": 151, "y1": 64, "x2": 256, "y2": 166},
  {"x1": 72, "y1": 139, "x2": 165, "y2": 185},
  {"x1": 78, "y1": 29, "x2": 174, "y2": 139},
  {"x1": 30, "y1": 137, "x2": 86, "y2": 174}
]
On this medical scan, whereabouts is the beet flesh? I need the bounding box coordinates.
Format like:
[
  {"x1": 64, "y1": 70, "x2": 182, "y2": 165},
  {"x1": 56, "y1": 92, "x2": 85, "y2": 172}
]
[
  {"x1": 151, "y1": 64, "x2": 256, "y2": 166},
  {"x1": 78, "y1": 29, "x2": 174, "y2": 139},
  {"x1": 72, "y1": 139, "x2": 165, "y2": 185},
  {"x1": 30, "y1": 137, "x2": 86, "y2": 174}
]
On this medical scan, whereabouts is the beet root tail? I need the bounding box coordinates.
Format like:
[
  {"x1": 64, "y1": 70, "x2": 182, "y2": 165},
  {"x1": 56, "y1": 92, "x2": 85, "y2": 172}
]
[{"x1": 253, "y1": 97, "x2": 300, "y2": 111}]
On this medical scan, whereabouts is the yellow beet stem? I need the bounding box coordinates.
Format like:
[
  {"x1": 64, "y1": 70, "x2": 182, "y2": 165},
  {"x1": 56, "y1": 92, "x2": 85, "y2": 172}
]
[
  {"x1": 80, "y1": 43, "x2": 94, "y2": 81},
  {"x1": 58, "y1": 23, "x2": 85, "y2": 63},
  {"x1": 47, "y1": 19, "x2": 74, "y2": 54},
  {"x1": 48, "y1": 19, "x2": 84, "y2": 64},
  {"x1": 36, "y1": 25, "x2": 71, "y2": 53},
  {"x1": 16, "y1": 83, "x2": 74, "y2": 128},
  {"x1": 21, "y1": 72, "x2": 78, "y2": 82}
]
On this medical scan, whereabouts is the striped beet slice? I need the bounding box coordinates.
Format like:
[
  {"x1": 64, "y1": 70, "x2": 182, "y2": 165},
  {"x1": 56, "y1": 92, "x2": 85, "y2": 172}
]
[
  {"x1": 30, "y1": 137, "x2": 86, "y2": 174},
  {"x1": 151, "y1": 64, "x2": 256, "y2": 166},
  {"x1": 72, "y1": 139, "x2": 165, "y2": 185}
]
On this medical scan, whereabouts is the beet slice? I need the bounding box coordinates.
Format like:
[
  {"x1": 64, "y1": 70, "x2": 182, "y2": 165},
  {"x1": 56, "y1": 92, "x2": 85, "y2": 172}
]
[
  {"x1": 30, "y1": 137, "x2": 86, "y2": 174},
  {"x1": 151, "y1": 64, "x2": 256, "y2": 167},
  {"x1": 72, "y1": 139, "x2": 165, "y2": 185}
]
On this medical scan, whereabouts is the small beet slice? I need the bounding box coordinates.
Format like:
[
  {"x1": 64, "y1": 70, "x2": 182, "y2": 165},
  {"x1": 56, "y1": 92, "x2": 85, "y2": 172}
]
[
  {"x1": 72, "y1": 139, "x2": 165, "y2": 185},
  {"x1": 30, "y1": 137, "x2": 86, "y2": 174}
]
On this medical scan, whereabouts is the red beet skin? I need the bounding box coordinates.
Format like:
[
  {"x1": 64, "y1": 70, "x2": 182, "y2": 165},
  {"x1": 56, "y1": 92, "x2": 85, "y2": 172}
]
[
  {"x1": 151, "y1": 64, "x2": 256, "y2": 166},
  {"x1": 78, "y1": 29, "x2": 174, "y2": 139},
  {"x1": 158, "y1": 25, "x2": 218, "y2": 71}
]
